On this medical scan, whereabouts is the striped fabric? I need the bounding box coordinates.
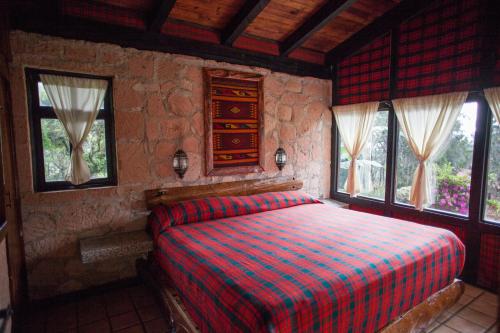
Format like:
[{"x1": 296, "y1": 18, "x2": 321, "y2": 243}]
[
  {"x1": 149, "y1": 191, "x2": 320, "y2": 241},
  {"x1": 151, "y1": 202, "x2": 465, "y2": 333}
]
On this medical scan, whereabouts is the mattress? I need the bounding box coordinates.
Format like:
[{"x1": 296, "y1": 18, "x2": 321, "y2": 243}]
[{"x1": 149, "y1": 192, "x2": 465, "y2": 333}]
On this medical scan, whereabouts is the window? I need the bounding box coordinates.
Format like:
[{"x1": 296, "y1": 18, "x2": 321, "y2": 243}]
[
  {"x1": 338, "y1": 110, "x2": 388, "y2": 200},
  {"x1": 27, "y1": 69, "x2": 116, "y2": 192},
  {"x1": 331, "y1": 93, "x2": 498, "y2": 227},
  {"x1": 484, "y1": 112, "x2": 500, "y2": 223},
  {"x1": 395, "y1": 102, "x2": 478, "y2": 216}
]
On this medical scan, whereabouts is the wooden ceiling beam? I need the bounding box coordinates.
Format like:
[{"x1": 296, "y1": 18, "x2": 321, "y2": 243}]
[
  {"x1": 326, "y1": 0, "x2": 436, "y2": 64},
  {"x1": 280, "y1": 0, "x2": 356, "y2": 57},
  {"x1": 11, "y1": 14, "x2": 330, "y2": 79},
  {"x1": 221, "y1": 0, "x2": 270, "y2": 45},
  {"x1": 148, "y1": 0, "x2": 177, "y2": 32}
]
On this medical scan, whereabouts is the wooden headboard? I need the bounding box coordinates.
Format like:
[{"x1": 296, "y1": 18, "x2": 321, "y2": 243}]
[{"x1": 145, "y1": 177, "x2": 303, "y2": 209}]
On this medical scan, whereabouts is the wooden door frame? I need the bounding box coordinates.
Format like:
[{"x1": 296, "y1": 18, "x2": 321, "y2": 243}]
[
  {"x1": 0, "y1": 2, "x2": 28, "y2": 325},
  {"x1": 0, "y1": 75, "x2": 28, "y2": 315}
]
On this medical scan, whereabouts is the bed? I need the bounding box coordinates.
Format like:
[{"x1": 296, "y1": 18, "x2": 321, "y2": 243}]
[{"x1": 139, "y1": 178, "x2": 465, "y2": 333}]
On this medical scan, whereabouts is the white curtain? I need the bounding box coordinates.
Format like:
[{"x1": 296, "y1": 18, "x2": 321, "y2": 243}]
[
  {"x1": 393, "y1": 91, "x2": 467, "y2": 210},
  {"x1": 40, "y1": 74, "x2": 108, "y2": 185},
  {"x1": 484, "y1": 87, "x2": 500, "y2": 124},
  {"x1": 332, "y1": 101, "x2": 379, "y2": 197}
]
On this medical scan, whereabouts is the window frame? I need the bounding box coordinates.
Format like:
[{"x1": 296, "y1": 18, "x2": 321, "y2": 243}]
[
  {"x1": 479, "y1": 102, "x2": 499, "y2": 227},
  {"x1": 26, "y1": 68, "x2": 117, "y2": 192},
  {"x1": 331, "y1": 92, "x2": 499, "y2": 231},
  {"x1": 334, "y1": 103, "x2": 392, "y2": 203}
]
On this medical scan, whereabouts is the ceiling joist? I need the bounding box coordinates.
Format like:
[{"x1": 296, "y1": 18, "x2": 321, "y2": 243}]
[
  {"x1": 11, "y1": 15, "x2": 330, "y2": 79},
  {"x1": 221, "y1": 0, "x2": 270, "y2": 45},
  {"x1": 148, "y1": 0, "x2": 177, "y2": 32},
  {"x1": 326, "y1": 0, "x2": 436, "y2": 64},
  {"x1": 280, "y1": 0, "x2": 356, "y2": 57}
]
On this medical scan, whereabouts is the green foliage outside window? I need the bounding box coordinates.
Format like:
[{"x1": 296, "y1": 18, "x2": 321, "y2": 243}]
[{"x1": 41, "y1": 118, "x2": 107, "y2": 181}]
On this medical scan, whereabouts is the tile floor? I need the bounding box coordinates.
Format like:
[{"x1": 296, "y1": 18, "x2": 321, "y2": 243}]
[
  {"x1": 426, "y1": 283, "x2": 498, "y2": 333},
  {"x1": 20, "y1": 282, "x2": 497, "y2": 333},
  {"x1": 20, "y1": 284, "x2": 168, "y2": 333}
]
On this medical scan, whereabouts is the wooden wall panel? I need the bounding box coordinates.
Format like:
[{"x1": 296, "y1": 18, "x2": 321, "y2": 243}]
[
  {"x1": 244, "y1": 0, "x2": 326, "y2": 42},
  {"x1": 95, "y1": 0, "x2": 156, "y2": 12},
  {"x1": 169, "y1": 0, "x2": 246, "y2": 30},
  {"x1": 62, "y1": 0, "x2": 147, "y2": 29},
  {"x1": 303, "y1": 0, "x2": 400, "y2": 52},
  {"x1": 162, "y1": 20, "x2": 220, "y2": 43}
]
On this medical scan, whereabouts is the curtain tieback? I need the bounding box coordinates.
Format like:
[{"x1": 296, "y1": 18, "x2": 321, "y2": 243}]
[
  {"x1": 349, "y1": 153, "x2": 360, "y2": 161},
  {"x1": 417, "y1": 159, "x2": 426, "y2": 166},
  {"x1": 73, "y1": 143, "x2": 84, "y2": 152}
]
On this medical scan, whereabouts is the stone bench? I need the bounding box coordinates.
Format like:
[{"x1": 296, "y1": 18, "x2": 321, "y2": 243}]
[
  {"x1": 80, "y1": 230, "x2": 153, "y2": 264},
  {"x1": 320, "y1": 198, "x2": 349, "y2": 208}
]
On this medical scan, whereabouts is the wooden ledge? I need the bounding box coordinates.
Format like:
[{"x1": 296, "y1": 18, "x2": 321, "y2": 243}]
[
  {"x1": 146, "y1": 177, "x2": 303, "y2": 209},
  {"x1": 80, "y1": 230, "x2": 153, "y2": 264}
]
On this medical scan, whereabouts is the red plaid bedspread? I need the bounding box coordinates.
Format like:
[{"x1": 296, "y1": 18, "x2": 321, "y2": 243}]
[{"x1": 151, "y1": 200, "x2": 465, "y2": 332}]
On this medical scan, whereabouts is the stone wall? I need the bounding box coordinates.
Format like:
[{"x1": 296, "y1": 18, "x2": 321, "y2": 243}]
[{"x1": 9, "y1": 31, "x2": 332, "y2": 300}]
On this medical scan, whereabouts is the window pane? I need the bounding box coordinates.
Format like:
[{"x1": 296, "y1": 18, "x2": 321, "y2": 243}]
[
  {"x1": 338, "y1": 111, "x2": 388, "y2": 200},
  {"x1": 83, "y1": 119, "x2": 108, "y2": 179},
  {"x1": 38, "y1": 82, "x2": 52, "y2": 107},
  {"x1": 41, "y1": 119, "x2": 70, "y2": 181},
  {"x1": 395, "y1": 102, "x2": 478, "y2": 216},
  {"x1": 484, "y1": 114, "x2": 500, "y2": 223},
  {"x1": 37, "y1": 81, "x2": 105, "y2": 110}
]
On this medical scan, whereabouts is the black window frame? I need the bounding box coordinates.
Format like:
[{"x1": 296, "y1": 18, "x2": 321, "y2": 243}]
[
  {"x1": 334, "y1": 102, "x2": 392, "y2": 203},
  {"x1": 26, "y1": 68, "x2": 117, "y2": 192},
  {"x1": 331, "y1": 93, "x2": 497, "y2": 223}
]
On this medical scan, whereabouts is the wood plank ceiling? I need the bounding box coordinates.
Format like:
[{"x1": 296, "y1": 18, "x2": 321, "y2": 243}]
[{"x1": 9, "y1": 0, "x2": 416, "y2": 78}]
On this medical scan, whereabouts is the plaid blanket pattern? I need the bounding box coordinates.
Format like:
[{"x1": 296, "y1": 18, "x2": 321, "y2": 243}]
[
  {"x1": 152, "y1": 203, "x2": 465, "y2": 333},
  {"x1": 149, "y1": 191, "x2": 320, "y2": 241}
]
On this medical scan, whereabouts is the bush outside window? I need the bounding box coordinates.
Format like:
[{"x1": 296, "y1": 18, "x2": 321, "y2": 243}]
[
  {"x1": 395, "y1": 102, "x2": 478, "y2": 216},
  {"x1": 484, "y1": 114, "x2": 500, "y2": 222}
]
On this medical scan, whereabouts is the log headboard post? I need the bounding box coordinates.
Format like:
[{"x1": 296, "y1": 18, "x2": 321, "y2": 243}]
[{"x1": 145, "y1": 177, "x2": 303, "y2": 209}]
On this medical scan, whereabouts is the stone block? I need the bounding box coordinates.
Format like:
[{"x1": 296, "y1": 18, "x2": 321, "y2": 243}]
[
  {"x1": 128, "y1": 54, "x2": 154, "y2": 78},
  {"x1": 115, "y1": 111, "x2": 145, "y2": 140},
  {"x1": 168, "y1": 93, "x2": 194, "y2": 116},
  {"x1": 278, "y1": 105, "x2": 292, "y2": 121}
]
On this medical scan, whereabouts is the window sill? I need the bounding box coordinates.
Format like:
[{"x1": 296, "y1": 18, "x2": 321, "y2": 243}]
[
  {"x1": 32, "y1": 184, "x2": 118, "y2": 195},
  {"x1": 332, "y1": 191, "x2": 472, "y2": 226},
  {"x1": 34, "y1": 178, "x2": 117, "y2": 193},
  {"x1": 320, "y1": 198, "x2": 349, "y2": 209}
]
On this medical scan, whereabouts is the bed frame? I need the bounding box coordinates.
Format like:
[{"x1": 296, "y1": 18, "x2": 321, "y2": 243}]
[{"x1": 140, "y1": 177, "x2": 465, "y2": 333}]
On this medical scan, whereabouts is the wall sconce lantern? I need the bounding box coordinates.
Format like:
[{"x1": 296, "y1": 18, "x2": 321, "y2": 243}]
[
  {"x1": 275, "y1": 147, "x2": 287, "y2": 171},
  {"x1": 173, "y1": 149, "x2": 188, "y2": 178}
]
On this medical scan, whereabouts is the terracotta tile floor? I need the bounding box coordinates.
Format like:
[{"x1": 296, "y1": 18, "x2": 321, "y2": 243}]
[
  {"x1": 20, "y1": 282, "x2": 497, "y2": 333},
  {"x1": 426, "y1": 284, "x2": 498, "y2": 333},
  {"x1": 20, "y1": 284, "x2": 168, "y2": 333}
]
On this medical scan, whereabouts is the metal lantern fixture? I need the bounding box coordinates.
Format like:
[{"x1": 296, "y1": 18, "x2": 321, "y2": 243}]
[
  {"x1": 275, "y1": 147, "x2": 287, "y2": 171},
  {"x1": 173, "y1": 149, "x2": 188, "y2": 178}
]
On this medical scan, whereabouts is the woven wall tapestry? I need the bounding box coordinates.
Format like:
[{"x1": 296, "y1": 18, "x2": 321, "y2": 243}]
[{"x1": 204, "y1": 69, "x2": 264, "y2": 176}]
